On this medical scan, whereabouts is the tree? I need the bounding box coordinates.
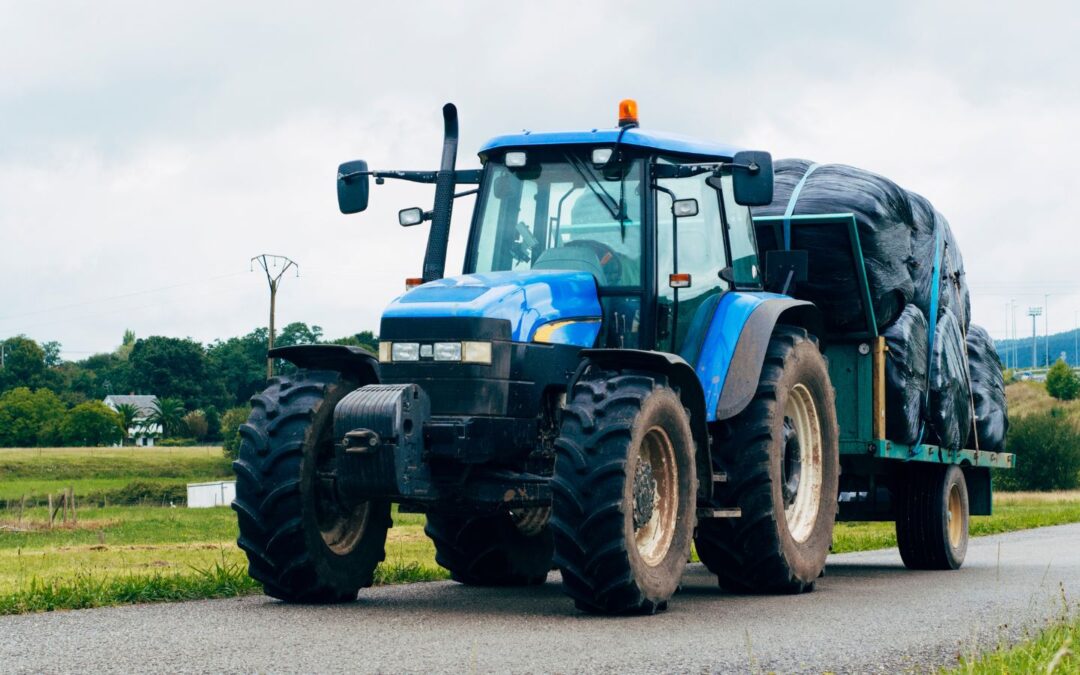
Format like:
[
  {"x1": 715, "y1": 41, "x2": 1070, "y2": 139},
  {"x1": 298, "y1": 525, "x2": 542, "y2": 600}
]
[
  {"x1": 60, "y1": 401, "x2": 123, "y2": 447},
  {"x1": 207, "y1": 328, "x2": 269, "y2": 407},
  {"x1": 0, "y1": 387, "x2": 66, "y2": 447},
  {"x1": 146, "y1": 397, "x2": 187, "y2": 438},
  {"x1": 0, "y1": 336, "x2": 48, "y2": 392},
  {"x1": 41, "y1": 341, "x2": 63, "y2": 368},
  {"x1": 113, "y1": 402, "x2": 140, "y2": 445},
  {"x1": 129, "y1": 336, "x2": 215, "y2": 406},
  {"x1": 1045, "y1": 358, "x2": 1079, "y2": 401},
  {"x1": 331, "y1": 331, "x2": 379, "y2": 355},
  {"x1": 276, "y1": 322, "x2": 323, "y2": 347},
  {"x1": 220, "y1": 406, "x2": 250, "y2": 460}
]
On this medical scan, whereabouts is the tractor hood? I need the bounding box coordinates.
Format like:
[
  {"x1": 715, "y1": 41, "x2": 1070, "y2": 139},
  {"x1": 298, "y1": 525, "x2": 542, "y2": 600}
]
[{"x1": 381, "y1": 270, "x2": 603, "y2": 346}]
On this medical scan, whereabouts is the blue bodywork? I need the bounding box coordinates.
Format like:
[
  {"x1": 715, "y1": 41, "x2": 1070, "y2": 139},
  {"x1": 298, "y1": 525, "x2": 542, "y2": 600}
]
[
  {"x1": 383, "y1": 270, "x2": 603, "y2": 346},
  {"x1": 479, "y1": 128, "x2": 741, "y2": 161},
  {"x1": 685, "y1": 291, "x2": 789, "y2": 422}
]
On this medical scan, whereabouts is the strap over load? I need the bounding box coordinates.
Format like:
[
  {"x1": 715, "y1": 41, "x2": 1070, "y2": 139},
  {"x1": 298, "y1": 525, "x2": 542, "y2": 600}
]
[
  {"x1": 752, "y1": 159, "x2": 915, "y2": 331},
  {"x1": 908, "y1": 191, "x2": 971, "y2": 330},
  {"x1": 965, "y1": 325, "x2": 1009, "y2": 452}
]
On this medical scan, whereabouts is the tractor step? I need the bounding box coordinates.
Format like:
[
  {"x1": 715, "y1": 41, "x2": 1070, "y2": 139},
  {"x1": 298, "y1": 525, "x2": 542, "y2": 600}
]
[
  {"x1": 712, "y1": 472, "x2": 728, "y2": 483},
  {"x1": 697, "y1": 507, "x2": 742, "y2": 519}
]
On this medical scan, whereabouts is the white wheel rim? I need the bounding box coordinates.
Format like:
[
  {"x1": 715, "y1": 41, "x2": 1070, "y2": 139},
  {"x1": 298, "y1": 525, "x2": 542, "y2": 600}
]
[
  {"x1": 783, "y1": 383, "x2": 824, "y2": 543},
  {"x1": 633, "y1": 425, "x2": 679, "y2": 567}
]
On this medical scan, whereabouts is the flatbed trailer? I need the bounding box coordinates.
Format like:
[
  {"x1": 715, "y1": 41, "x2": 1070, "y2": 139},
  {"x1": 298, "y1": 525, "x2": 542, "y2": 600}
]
[{"x1": 755, "y1": 213, "x2": 1013, "y2": 543}]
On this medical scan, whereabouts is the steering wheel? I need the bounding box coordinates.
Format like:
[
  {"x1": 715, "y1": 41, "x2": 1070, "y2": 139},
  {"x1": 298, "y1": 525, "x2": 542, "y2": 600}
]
[{"x1": 564, "y1": 240, "x2": 623, "y2": 285}]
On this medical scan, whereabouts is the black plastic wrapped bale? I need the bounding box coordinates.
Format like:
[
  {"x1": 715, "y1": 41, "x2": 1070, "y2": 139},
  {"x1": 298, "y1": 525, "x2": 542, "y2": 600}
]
[
  {"x1": 753, "y1": 159, "x2": 915, "y2": 331},
  {"x1": 927, "y1": 307, "x2": 972, "y2": 451},
  {"x1": 965, "y1": 324, "x2": 1008, "y2": 451},
  {"x1": 882, "y1": 305, "x2": 929, "y2": 444},
  {"x1": 908, "y1": 191, "x2": 971, "y2": 329}
]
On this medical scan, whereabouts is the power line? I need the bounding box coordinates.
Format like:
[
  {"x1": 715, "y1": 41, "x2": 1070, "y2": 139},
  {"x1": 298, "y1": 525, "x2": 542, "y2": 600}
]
[{"x1": 0, "y1": 271, "x2": 248, "y2": 322}]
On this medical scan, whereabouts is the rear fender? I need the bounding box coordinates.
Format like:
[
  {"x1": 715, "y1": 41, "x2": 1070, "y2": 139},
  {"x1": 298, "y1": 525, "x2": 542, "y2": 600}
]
[
  {"x1": 688, "y1": 295, "x2": 823, "y2": 422},
  {"x1": 269, "y1": 344, "x2": 380, "y2": 385},
  {"x1": 578, "y1": 348, "x2": 711, "y2": 500}
]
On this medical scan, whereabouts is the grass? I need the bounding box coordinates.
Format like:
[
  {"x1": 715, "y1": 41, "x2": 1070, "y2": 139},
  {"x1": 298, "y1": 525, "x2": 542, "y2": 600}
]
[
  {"x1": 947, "y1": 588, "x2": 1077, "y2": 674},
  {"x1": 0, "y1": 446, "x2": 231, "y2": 490}
]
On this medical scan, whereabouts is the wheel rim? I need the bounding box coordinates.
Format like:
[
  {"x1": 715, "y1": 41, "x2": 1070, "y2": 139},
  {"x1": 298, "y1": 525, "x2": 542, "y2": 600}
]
[
  {"x1": 632, "y1": 425, "x2": 679, "y2": 567},
  {"x1": 313, "y1": 432, "x2": 370, "y2": 555},
  {"x1": 782, "y1": 383, "x2": 824, "y2": 543},
  {"x1": 947, "y1": 482, "x2": 963, "y2": 549}
]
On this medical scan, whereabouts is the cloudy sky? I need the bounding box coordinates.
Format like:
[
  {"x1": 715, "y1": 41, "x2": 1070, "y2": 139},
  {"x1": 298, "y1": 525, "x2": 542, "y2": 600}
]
[{"x1": 2, "y1": 1, "x2": 1078, "y2": 359}]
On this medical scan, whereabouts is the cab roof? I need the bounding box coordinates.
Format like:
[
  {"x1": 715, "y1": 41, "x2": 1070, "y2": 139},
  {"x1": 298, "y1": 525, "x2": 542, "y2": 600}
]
[{"x1": 478, "y1": 128, "x2": 741, "y2": 161}]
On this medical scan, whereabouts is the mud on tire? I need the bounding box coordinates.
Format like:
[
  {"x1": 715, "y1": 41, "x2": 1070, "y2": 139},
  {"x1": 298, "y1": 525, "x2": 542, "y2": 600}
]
[
  {"x1": 695, "y1": 325, "x2": 839, "y2": 594},
  {"x1": 232, "y1": 369, "x2": 391, "y2": 602}
]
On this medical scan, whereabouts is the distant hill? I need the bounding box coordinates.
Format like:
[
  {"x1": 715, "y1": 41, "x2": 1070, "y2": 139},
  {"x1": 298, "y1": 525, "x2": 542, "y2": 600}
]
[{"x1": 996, "y1": 328, "x2": 1080, "y2": 369}]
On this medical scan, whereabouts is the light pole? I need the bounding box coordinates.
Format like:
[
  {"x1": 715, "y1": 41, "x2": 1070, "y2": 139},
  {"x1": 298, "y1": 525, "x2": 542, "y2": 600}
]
[
  {"x1": 1044, "y1": 293, "x2": 1051, "y2": 367},
  {"x1": 1074, "y1": 310, "x2": 1078, "y2": 368},
  {"x1": 1029, "y1": 307, "x2": 1043, "y2": 371},
  {"x1": 1011, "y1": 299, "x2": 1018, "y2": 371}
]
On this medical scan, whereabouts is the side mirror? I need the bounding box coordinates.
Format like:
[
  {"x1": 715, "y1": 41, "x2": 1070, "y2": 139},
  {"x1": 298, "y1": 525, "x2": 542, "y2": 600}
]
[
  {"x1": 398, "y1": 207, "x2": 426, "y2": 227},
  {"x1": 337, "y1": 160, "x2": 370, "y2": 214},
  {"x1": 672, "y1": 198, "x2": 698, "y2": 218},
  {"x1": 732, "y1": 150, "x2": 774, "y2": 207}
]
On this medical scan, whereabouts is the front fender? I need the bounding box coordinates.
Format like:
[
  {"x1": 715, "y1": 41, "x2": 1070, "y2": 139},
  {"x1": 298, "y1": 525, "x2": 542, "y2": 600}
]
[
  {"x1": 269, "y1": 344, "x2": 380, "y2": 385},
  {"x1": 685, "y1": 293, "x2": 823, "y2": 422}
]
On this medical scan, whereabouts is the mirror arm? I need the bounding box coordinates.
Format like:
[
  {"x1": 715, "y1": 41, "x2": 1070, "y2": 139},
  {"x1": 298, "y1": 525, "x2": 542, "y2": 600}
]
[{"x1": 454, "y1": 188, "x2": 479, "y2": 199}]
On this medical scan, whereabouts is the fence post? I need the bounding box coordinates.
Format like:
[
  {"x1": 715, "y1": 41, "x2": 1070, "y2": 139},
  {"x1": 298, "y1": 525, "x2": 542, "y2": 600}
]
[
  {"x1": 18, "y1": 495, "x2": 25, "y2": 526},
  {"x1": 48, "y1": 493, "x2": 54, "y2": 528}
]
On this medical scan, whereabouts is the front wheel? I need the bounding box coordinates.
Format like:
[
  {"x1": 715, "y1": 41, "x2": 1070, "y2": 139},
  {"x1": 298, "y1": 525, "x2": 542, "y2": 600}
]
[
  {"x1": 551, "y1": 371, "x2": 698, "y2": 614},
  {"x1": 232, "y1": 370, "x2": 391, "y2": 602}
]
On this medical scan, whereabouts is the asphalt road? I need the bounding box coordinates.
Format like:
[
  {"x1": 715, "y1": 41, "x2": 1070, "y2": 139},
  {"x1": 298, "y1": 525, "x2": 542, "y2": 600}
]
[{"x1": 3, "y1": 523, "x2": 1078, "y2": 674}]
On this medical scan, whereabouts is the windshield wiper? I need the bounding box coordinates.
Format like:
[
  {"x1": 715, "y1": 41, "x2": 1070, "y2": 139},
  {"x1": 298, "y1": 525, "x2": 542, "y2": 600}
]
[{"x1": 564, "y1": 152, "x2": 623, "y2": 222}]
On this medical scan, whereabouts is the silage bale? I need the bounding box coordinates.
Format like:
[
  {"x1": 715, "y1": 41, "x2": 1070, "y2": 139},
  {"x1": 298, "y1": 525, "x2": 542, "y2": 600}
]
[
  {"x1": 927, "y1": 307, "x2": 972, "y2": 451},
  {"x1": 965, "y1": 324, "x2": 1008, "y2": 452},
  {"x1": 882, "y1": 305, "x2": 929, "y2": 445},
  {"x1": 753, "y1": 159, "x2": 915, "y2": 331},
  {"x1": 907, "y1": 191, "x2": 971, "y2": 329}
]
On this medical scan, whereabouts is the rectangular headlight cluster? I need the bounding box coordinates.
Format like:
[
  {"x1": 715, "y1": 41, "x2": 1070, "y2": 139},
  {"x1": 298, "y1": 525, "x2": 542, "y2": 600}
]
[{"x1": 378, "y1": 341, "x2": 492, "y2": 364}]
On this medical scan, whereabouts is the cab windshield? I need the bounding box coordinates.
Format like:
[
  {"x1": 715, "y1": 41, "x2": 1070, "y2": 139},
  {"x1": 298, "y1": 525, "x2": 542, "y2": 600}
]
[{"x1": 467, "y1": 150, "x2": 645, "y2": 287}]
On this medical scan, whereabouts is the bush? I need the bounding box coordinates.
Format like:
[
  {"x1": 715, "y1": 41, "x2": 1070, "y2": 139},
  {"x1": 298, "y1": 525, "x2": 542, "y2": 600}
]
[
  {"x1": 0, "y1": 387, "x2": 66, "y2": 447},
  {"x1": 60, "y1": 401, "x2": 123, "y2": 447},
  {"x1": 1045, "y1": 359, "x2": 1079, "y2": 401},
  {"x1": 156, "y1": 437, "x2": 200, "y2": 447},
  {"x1": 994, "y1": 408, "x2": 1080, "y2": 491},
  {"x1": 85, "y1": 480, "x2": 188, "y2": 506},
  {"x1": 183, "y1": 410, "x2": 209, "y2": 440},
  {"x1": 220, "y1": 406, "x2": 250, "y2": 460}
]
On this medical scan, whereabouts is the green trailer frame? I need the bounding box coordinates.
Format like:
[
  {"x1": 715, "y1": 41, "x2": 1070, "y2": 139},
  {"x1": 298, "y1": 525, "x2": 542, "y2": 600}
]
[{"x1": 754, "y1": 214, "x2": 1014, "y2": 522}]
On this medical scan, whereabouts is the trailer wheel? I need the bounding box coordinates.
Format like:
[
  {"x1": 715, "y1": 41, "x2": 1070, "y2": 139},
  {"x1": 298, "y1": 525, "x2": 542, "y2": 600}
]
[
  {"x1": 896, "y1": 464, "x2": 969, "y2": 570},
  {"x1": 232, "y1": 370, "x2": 391, "y2": 602},
  {"x1": 425, "y1": 511, "x2": 553, "y2": 586},
  {"x1": 695, "y1": 326, "x2": 839, "y2": 594},
  {"x1": 551, "y1": 371, "x2": 698, "y2": 614}
]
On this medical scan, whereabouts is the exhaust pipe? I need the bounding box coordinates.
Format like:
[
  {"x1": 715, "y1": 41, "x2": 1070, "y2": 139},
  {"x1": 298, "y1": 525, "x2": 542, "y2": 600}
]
[{"x1": 421, "y1": 103, "x2": 459, "y2": 282}]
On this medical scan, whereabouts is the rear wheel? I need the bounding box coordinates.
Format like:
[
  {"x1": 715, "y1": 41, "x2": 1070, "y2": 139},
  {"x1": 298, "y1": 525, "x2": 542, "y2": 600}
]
[
  {"x1": 425, "y1": 510, "x2": 553, "y2": 586},
  {"x1": 896, "y1": 464, "x2": 969, "y2": 570},
  {"x1": 232, "y1": 369, "x2": 391, "y2": 602},
  {"x1": 551, "y1": 371, "x2": 698, "y2": 614},
  {"x1": 695, "y1": 326, "x2": 839, "y2": 594}
]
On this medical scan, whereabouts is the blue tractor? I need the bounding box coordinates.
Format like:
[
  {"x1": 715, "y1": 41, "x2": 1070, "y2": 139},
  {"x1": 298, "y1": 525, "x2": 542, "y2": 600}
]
[{"x1": 233, "y1": 101, "x2": 994, "y2": 614}]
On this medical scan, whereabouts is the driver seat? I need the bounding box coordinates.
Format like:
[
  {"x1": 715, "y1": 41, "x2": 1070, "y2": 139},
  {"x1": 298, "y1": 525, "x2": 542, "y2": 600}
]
[{"x1": 532, "y1": 246, "x2": 606, "y2": 283}]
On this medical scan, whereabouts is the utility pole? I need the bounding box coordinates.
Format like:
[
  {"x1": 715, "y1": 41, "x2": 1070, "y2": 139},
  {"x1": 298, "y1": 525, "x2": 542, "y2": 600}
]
[
  {"x1": 1044, "y1": 293, "x2": 1051, "y2": 367},
  {"x1": 1028, "y1": 307, "x2": 1042, "y2": 371},
  {"x1": 1074, "y1": 310, "x2": 1078, "y2": 368},
  {"x1": 252, "y1": 254, "x2": 299, "y2": 379},
  {"x1": 1011, "y1": 299, "x2": 1018, "y2": 371}
]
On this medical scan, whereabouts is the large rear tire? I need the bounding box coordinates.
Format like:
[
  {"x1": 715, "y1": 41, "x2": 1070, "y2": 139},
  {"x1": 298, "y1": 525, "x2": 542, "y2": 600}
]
[
  {"x1": 896, "y1": 464, "x2": 969, "y2": 570},
  {"x1": 425, "y1": 511, "x2": 553, "y2": 586},
  {"x1": 232, "y1": 369, "x2": 391, "y2": 602},
  {"x1": 551, "y1": 371, "x2": 698, "y2": 614},
  {"x1": 695, "y1": 326, "x2": 839, "y2": 594}
]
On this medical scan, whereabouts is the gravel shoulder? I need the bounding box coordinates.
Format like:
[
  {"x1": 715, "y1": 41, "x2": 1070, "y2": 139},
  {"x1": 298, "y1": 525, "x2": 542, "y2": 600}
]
[{"x1": 2, "y1": 523, "x2": 1078, "y2": 674}]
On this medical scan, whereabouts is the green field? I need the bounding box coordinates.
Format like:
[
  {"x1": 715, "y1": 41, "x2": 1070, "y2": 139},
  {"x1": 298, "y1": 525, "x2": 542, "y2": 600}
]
[{"x1": 2, "y1": 446, "x2": 1080, "y2": 620}]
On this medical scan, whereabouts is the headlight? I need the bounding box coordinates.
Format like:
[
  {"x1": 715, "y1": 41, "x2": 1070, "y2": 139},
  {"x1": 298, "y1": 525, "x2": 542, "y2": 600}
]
[
  {"x1": 462, "y1": 341, "x2": 492, "y2": 364},
  {"x1": 391, "y1": 342, "x2": 420, "y2": 362},
  {"x1": 433, "y1": 342, "x2": 462, "y2": 361}
]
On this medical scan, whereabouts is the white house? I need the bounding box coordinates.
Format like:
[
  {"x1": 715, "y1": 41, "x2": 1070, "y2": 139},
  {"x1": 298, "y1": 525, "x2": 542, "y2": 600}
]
[{"x1": 103, "y1": 394, "x2": 162, "y2": 447}]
